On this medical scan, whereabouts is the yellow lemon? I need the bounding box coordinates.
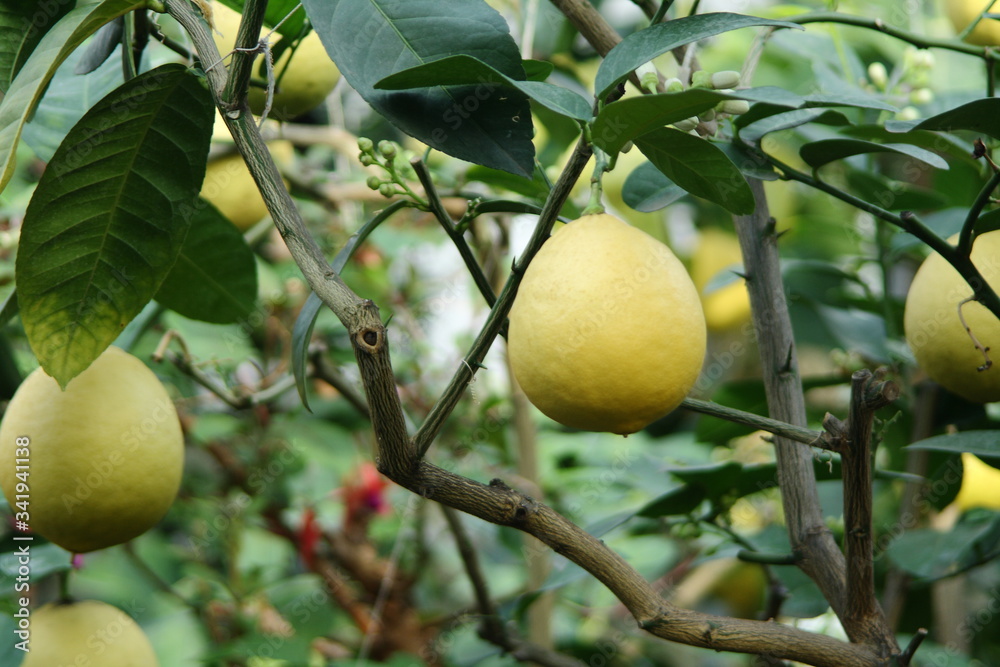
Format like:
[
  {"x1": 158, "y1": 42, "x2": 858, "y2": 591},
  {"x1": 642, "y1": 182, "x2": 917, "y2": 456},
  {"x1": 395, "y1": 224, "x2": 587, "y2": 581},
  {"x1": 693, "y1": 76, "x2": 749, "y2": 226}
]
[
  {"x1": 691, "y1": 228, "x2": 751, "y2": 331},
  {"x1": 212, "y1": 2, "x2": 340, "y2": 120},
  {"x1": 22, "y1": 600, "x2": 158, "y2": 666},
  {"x1": 946, "y1": 0, "x2": 1000, "y2": 45},
  {"x1": 954, "y1": 452, "x2": 1000, "y2": 511},
  {"x1": 0, "y1": 347, "x2": 184, "y2": 553},
  {"x1": 904, "y1": 231, "x2": 1000, "y2": 403},
  {"x1": 201, "y1": 139, "x2": 294, "y2": 231},
  {"x1": 508, "y1": 213, "x2": 706, "y2": 435}
]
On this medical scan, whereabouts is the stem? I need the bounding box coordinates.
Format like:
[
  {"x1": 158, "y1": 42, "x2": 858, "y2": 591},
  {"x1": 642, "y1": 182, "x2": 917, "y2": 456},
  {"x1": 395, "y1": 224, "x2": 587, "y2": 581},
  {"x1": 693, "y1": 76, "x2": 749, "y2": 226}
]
[
  {"x1": 680, "y1": 397, "x2": 830, "y2": 449},
  {"x1": 957, "y1": 168, "x2": 1000, "y2": 256},
  {"x1": 789, "y1": 12, "x2": 1000, "y2": 60},
  {"x1": 760, "y1": 149, "x2": 1000, "y2": 325},
  {"x1": 221, "y1": 0, "x2": 268, "y2": 112},
  {"x1": 410, "y1": 157, "x2": 497, "y2": 308}
]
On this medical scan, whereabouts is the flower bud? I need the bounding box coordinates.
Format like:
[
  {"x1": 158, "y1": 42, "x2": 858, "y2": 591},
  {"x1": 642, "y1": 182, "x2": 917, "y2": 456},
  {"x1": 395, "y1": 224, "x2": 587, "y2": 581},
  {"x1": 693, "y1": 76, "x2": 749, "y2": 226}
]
[
  {"x1": 691, "y1": 70, "x2": 713, "y2": 89},
  {"x1": 719, "y1": 99, "x2": 750, "y2": 115},
  {"x1": 378, "y1": 140, "x2": 397, "y2": 159},
  {"x1": 673, "y1": 117, "x2": 699, "y2": 132},
  {"x1": 366, "y1": 175, "x2": 383, "y2": 190},
  {"x1": 868, "y1": 62, "x2": 888, "y2": 89},
  {"x1": 357, "y1": 137, "x2": 374, "y2": 153},
  {"x1": 710, "y1": 70, "x2": 741, "y2": 90}
]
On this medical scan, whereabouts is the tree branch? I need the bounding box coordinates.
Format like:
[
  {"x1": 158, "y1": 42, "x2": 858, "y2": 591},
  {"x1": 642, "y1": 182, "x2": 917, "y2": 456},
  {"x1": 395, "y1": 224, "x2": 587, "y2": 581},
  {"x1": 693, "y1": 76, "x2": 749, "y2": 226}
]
[
  {"x1": 824, "y1": 370, "x2": 900, "y2": 650},
  {"x1": 166, "y1": 2, "x2": 891, "y2": 663}
]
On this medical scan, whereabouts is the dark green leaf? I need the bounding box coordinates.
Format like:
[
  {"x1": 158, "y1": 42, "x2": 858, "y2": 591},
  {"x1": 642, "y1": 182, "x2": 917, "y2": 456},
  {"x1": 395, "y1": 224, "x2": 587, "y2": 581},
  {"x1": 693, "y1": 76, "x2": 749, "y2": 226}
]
[
  {"x1": 74, "y1": 16, "x2": 122, "y2": 75},
  {"x1": 717, "y1": 141, "x2": 777, "y2": 181},
  {"x1": 887, "y1": 514, "x2": 1000, "y2": 581},
  {"x1": 621, "y1": 160, "x2": 686, "y2": 212},
  {"x1": 904, "y1": 98, "x2": 1000, "y2": 140},
  {"x1": 907, "y1": 431, "x2": 1000, "y2": 461},
  {"x1": 634, "y1": 127, "x2": 754, "y2": 215},
  {"x1": 739, "y1": 108, "x2": 851, "y2": 143},
  {"x1": 804, "y1": 91, "x2": 897, "y2": 113},
  {"x1": 0, "y1": 0, "x2": 73, "y2": 92},
  {"x1": 799, "y1": 139, "x2": 948, "y2": 170},
  {"x1": 593, "y1": 87, "x2": 804, "y2": 156},
  {"x1": 16, "y1": 64, "x2": 214, "y2": 387},
  {"x1": 303, "y1": 0, "x2": 534, "y2": 176},
  {"x1": 154, "y1": 202, "x2": 258, "y2": 324},
  {"x1": 0, "y1": 0, "x2": 142, "y2": 190},
  {"x1": 974, "y1": 209, "x2": 1000, "y2": 236},
  {"x1": 523, "y1": 59, "x2": 554, "y2": 81},
  {"x1": 375, "y1": 55, "x2": 592, "y2": 121},
  {"x1": 595, "y1": 13, "x2": 802, "y2": 99}
]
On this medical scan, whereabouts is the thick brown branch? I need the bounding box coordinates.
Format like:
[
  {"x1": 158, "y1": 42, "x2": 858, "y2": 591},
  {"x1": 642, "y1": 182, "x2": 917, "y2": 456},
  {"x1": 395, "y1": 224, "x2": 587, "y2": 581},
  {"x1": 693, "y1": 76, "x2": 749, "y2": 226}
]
[
  {"x1": 733, "y1": 182, "x2": 852, "y2": 627},
  {"x1": 840, "y1": 369, "x2": 898, "y2": 651}
]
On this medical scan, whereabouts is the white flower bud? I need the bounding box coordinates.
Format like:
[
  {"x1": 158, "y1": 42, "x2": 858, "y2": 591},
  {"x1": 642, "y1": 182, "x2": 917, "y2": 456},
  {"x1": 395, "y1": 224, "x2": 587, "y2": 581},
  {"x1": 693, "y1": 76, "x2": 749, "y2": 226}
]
[
  {"x1": 868, "y1": 62, "x2": 888, "y2": 89},
  {"x1": 711, "y1": 70, "x2": 741, "y2": 90}
]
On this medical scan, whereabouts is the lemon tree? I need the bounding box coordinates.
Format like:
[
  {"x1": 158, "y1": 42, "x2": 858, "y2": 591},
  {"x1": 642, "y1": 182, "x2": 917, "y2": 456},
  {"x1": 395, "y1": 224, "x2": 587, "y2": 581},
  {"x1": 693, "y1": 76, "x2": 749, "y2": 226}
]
[{"x1": 5, "y1": 1, "x2": 1000, "y2": 665}]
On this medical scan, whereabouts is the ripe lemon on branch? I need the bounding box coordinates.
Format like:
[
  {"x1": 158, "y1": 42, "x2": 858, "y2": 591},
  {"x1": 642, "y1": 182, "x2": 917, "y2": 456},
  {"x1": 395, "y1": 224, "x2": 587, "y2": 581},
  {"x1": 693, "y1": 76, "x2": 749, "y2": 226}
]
[
  {"x1": 903, "y1": 231, "x2": 1000, "y2": 402},
  {"x1": 0, "y1": 347, "x2": 184, "y2": 553},
  {"x1": 508, "y1": 213, "x2": 706, "y2": 435},
  {"x1": 22, "y1": 600, "x2": 159, "y2": 666}
]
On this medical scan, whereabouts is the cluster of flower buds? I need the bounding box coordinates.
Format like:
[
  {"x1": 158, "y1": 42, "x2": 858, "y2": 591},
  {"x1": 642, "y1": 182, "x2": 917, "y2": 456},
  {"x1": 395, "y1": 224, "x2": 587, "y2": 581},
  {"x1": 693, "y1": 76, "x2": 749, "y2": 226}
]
[
  {"x1": 864, "y1": 47, "x2": 936, "y2": 121},
  {"x1": 358, "y1": 137, "x2": 416, "y2": 198},
  {"x1": 640, "y1": 66, "x2": 750, "y2": 136}
]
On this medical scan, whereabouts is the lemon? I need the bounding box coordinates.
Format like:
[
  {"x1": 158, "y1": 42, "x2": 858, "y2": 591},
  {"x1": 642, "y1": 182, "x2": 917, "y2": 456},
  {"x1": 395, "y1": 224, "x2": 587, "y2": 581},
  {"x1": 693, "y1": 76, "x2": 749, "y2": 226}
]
[
  {"x1": 201, "y1": 139, "x2": 294, "y2": 231},
  {"x1": 953, "y1": 452, "x2": 1000, "y2": 511},
  {"x1": 691, "y1": 228, "x2": 751, "y2": 331},
  {"x1": 211, "y1": 2, "x2": 340, "y2": 120},
  {"x1": 508, "y1": 213, "x2": 706, "y2": 435},
  {"x1": 0, "y1": 346, "x2": 184, "y2": 553},
  {"x1": 22, "y1": 600, "x2": 158, "y2": 666},
  {"x1": 946, "y1": 0, "x2": 1000, "y2": 45},
  {"x1": 904, "y1": 231, "x2": 1000, "y2": 403}
]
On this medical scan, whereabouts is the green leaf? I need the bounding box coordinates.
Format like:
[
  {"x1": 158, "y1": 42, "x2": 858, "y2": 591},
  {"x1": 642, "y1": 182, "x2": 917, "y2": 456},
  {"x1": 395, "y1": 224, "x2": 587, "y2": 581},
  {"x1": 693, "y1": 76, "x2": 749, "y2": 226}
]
[
  {"x1": 621, "y1": 160, "x2": 686, "y2": 212},
  {"x1": 634, "y1": 127, "x2": 754, "y2": 215},
  {"x1": 799, "y1": 139, "x2": 948, "y2": 170},
  {"x1": 16, "y1": 64, "x2": 214, "y2": 387},
  {"x1": 154, "y1": 201, "x2": 259, "y2": 324},
  {"x1": 375, "y1": 54, "x2": 592, "y2": 121},
  {"x1": 907, "y1": 431, "x2": 1000, "y2": 461},
  {"x1": 303, "y1": 0, "x2": 534, "y2": 176},
  {"x1": 974, "y1": 209, "x2": 1000, "y2": 236},
  {"x1": 739, "y1": 108, "x2": 851, "y2": 143},
  {"x1": 21, "y1": 35, "x2": 124, "y2": 162},
  {"x1": 594, "y1": 13, "x2": 802, "y2": 100},
  {"x1": 887, "y1": 514, "x2": 1000, "y2": 581},
  {"x1": 901, "y1": 98, "x2": 1000, "y2": 141},
  {"x1": 0, "y1": 0, "x2": 142, "y2": 191},
  {"x1": 592, "y1": 87, "x2": 803, "y2": 156},
  {"x1": 0, "y1": 0, "x2": 73, "y2": 92}
]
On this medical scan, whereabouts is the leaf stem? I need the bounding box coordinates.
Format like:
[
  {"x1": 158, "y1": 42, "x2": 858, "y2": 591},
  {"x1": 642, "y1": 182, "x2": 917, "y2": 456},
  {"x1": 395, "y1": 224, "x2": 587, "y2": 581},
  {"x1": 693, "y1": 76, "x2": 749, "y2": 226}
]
[
  {"x1": 788, "y1": 12, "x2": 1000, "y2": 60},
  {"x1": 410, "y1": 157, "x2": 497, "y2": 308}
]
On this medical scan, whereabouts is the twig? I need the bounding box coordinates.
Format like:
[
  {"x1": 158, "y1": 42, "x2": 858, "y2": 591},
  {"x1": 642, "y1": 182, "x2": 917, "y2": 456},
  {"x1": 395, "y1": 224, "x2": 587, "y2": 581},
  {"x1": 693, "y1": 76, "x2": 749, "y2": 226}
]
[
  {"x1": 756, "y1": 148, "x2": 1000, "y2": 326},
  {"x1": 789, "y1": 12, "x2": 1000, "y2": 60},
  {"x1": 958, "y1": 296, "x2": 994, "y2": 371},
  {"x1": 680, "y1": 397, "x2": 832, "y2": 449},
  {"x1": 897, "y1": 629, "x2": 929, "y2": 666},
  {"x1": 410, "y1": 157, "x2": 497, "y2": 308}
]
